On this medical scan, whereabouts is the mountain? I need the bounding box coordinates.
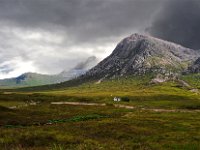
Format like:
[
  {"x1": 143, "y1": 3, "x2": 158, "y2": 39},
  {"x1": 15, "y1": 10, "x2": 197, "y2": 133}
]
[
  {"x1": 188, "y1": 58, "x2": 200, "y2": 73},
  {"x1": 59, "y1": 56, "x2": 98, "y2": 78},
  {"x1": 0, "y1": 34, "x2": 200, "y2": 89},
  {"x1": 6, "y1": 33, "x2": 200, "y2": 91},
  {"x1": 83, "y1": 34, "x2": 200, "y2": 80},
  {"x1": 0, "y1": 73, "x2": 61, "y2": 88},
  {"x1": 0, "y1": 56, "x2": 98, "y2": 88}
]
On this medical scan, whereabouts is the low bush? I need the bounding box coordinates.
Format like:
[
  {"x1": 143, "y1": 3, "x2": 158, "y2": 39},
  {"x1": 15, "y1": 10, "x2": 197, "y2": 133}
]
[{"x1": 121, "y1": 97, "x2": 130, "y2": 102}]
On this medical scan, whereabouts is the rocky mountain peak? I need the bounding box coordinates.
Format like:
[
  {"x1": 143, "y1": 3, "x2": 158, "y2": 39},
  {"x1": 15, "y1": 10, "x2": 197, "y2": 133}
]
[{"x1": 83, "y1": 33, "x2": 200, "y2": 79}]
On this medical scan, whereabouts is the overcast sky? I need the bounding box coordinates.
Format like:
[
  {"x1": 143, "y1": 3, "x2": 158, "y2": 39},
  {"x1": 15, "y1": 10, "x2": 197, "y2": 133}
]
[{"x1": 0, "y1": 0, "x2": 199, "y2": 79}]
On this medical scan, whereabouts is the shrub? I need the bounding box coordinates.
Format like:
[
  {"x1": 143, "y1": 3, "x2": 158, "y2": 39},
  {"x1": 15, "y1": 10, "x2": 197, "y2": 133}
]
[{"x1": 121, "y1": 97, "x2": 130, "y2": 102}]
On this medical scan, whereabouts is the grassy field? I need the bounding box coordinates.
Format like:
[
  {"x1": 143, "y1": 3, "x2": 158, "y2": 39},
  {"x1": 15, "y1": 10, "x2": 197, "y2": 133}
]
[
  {"x1": 0, "y1": 75, "x2": 200, "y2": 149},
  {"x1": 38, "y1": 75, "x2": 200, "y2": 109},
  {"x1": 181, "y1": 74, "x2": 200, "y2": 89}
]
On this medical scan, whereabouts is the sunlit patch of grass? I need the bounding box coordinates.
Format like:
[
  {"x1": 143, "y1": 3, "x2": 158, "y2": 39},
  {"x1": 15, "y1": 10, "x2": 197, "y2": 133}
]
[
  {"x1": 0, "y1": 101, "x2": 26, "y2": 108},
  {"x1": 181, "y1": 73, "x2": 200, "y2": 89}
]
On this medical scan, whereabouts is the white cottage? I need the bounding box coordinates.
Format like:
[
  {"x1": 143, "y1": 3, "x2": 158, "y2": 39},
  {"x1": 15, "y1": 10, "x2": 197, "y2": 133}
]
[{"x1": 113, "y1": 97, "x2": 121, "y2": 102}]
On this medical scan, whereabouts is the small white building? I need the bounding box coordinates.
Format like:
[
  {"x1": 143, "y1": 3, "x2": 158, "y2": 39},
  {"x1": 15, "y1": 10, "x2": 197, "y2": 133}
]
[{"x1": 113, "y1": 97, "x2": 121, "y2": 102}]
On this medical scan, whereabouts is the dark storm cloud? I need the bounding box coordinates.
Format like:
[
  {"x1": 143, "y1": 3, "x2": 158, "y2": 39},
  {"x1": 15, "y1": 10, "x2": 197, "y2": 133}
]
[
  {"x1": 148, "y1": 0, "x2": 200, "y2": 50},
  {"x1": 0, "y1": 0, "x2": 164, "y2": 42},
  {"x1": 0, "y1": 0, "x2": 166, "y2": 78}
]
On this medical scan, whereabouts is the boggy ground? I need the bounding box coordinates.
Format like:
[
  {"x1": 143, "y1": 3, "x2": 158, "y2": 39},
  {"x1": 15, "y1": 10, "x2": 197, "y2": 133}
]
[
  {"x1": 0, "y1": 99, "x2": 200, "y2": 150},
  {"x1": 0, "y1": 95, "x2": 200, "y2": 150}
]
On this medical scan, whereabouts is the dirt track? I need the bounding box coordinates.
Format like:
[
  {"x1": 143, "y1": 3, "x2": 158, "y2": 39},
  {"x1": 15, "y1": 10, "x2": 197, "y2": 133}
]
[{"x1": 51, "y1": 101, "x2": 200, "y2": 113}]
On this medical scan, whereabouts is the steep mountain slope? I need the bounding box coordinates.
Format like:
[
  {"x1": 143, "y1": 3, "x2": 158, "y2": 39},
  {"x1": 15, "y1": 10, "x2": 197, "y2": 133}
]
[
  {"x1": 84, "y1": 34, "x2": 200, "y2": 80},
  {"x1": 188, "y1": 58, "x2": 200, "y2": 73}
]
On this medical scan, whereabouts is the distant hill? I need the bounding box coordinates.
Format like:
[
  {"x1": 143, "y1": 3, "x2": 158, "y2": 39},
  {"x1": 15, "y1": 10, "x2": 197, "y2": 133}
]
[
  {"x1": 59, "y1": 56, "x2": 98, "y2": 79},
  {"x1": 0, "y1": 56, "x2": 98, "y2": 88},
  {"x1": 0, "y1": 73, "x2": 61, "y2": 88}
]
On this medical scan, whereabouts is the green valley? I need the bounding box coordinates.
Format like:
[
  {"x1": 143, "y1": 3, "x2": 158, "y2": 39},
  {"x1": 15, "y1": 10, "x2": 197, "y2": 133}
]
[{"x1": 0, "y1": 74, "x2": 200, "y2": 150}]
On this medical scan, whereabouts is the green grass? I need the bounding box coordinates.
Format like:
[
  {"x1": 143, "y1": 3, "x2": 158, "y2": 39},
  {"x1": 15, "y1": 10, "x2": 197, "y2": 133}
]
[
  {"x1": 181, "y1": 74, "x2": 200, "y2": 89},
  {"x1": 0, "y1": 73, "x2": 64, "y2": 88},
  {"x1": 35, "y1": 75, "x2": 200, "y2": 109},
  {"x1": 0, "y1": 75, "x2": 200, "y2": 149},
  {"x1": 0, "y1": 103, "x2": 200, "y2": 149}
]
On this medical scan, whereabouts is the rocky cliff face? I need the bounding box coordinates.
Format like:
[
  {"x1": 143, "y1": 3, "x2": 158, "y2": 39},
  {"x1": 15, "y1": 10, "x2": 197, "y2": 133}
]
[
  {"x1": 188, "y1": 58, "x2": 200, "y2": 73},
  {"x1": 84, "y1": 34, "x2": 200, "y2": 79}
]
